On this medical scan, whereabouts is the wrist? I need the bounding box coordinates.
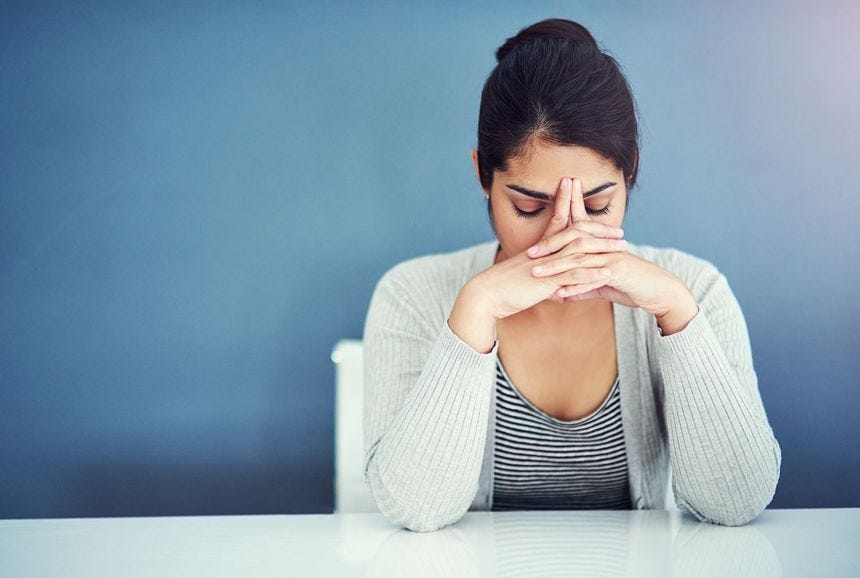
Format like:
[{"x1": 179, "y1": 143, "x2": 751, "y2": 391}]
[
  {"x1": 448, "y1": 281, "x2": 498, "y2": 354},
  {"x1": 460, "y1": 277, "x2": 499, "y2": 320},
  {"x1": 654, "y1": 283, "x2": 699, "y2": 336}
]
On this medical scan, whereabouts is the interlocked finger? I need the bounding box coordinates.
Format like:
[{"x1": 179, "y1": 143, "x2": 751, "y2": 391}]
[
  {"x1": 528, "y1": 220, "x2": 625, "y2": 258},
  {"x1": 559, "y1": 267, "x2": 613, "y2": 285},
  {"x1": 557, "y1": 277, "x2": 612, "y2": 298},
  {"x1": 531, "y1": 241, "x2": 622, "y2": 277}
]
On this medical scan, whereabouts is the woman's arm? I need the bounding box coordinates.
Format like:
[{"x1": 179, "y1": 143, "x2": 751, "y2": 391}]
[
  {"x1": 655, "y1": 261, "x2": 782, "y2": 526},
  {"x1": 362, "y1": 270, "x2": 498, "y2": 532}
]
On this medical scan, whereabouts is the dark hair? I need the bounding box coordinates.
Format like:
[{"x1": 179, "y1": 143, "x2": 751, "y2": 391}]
[{"x1": 477, "y1": 18, "x2": 640, "y2": 222}]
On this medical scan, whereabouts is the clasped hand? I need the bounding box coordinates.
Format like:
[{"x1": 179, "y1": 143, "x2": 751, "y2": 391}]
[{"x1": 477, "y1": 176, "x2": 698, "y2": 328}]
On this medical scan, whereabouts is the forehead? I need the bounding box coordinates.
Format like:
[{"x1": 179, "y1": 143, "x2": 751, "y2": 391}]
[{"x1": 503, "y1": 141, "x2": 618, "y2": 178}]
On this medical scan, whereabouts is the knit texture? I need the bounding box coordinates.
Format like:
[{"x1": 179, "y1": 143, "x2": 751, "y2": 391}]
[{"x1": 362, "y1": 239, "x2": 781, "y2": 532}]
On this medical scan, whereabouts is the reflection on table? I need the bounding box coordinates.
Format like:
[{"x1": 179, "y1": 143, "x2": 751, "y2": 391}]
[{"x1": 1, "y1": 508, "x2": 857, "y2": 577}]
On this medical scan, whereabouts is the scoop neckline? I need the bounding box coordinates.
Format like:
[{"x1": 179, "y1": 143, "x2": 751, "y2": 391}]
[{"x1": 496, "y1": 355, "x2": 619, "y2": 426}]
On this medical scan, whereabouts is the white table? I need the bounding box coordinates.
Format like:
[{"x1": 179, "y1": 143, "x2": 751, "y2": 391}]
[{"x1": 1, "y1": 508, "x2": 857, "y2": 577}]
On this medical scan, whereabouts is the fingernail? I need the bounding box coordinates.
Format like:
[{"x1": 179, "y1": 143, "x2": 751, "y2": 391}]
[
  {"x1": 614, "y1": 228, "x2": 624, "y2": 236},
  {"x1": 527, "y1": 245, "x2": 540, "y2": 256},
  {"x1": 615, "y1": 239, "x2": 628, "y2": 247}
]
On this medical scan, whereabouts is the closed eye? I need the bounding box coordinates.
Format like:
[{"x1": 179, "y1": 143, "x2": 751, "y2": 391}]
[{"x1": 513, "y1": 203, "x2": 613, "y2": 219}]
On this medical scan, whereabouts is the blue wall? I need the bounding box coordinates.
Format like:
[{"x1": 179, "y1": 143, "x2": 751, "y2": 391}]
[{"x1": 2, "y1": 0, "x2": 858, "y2": 518}]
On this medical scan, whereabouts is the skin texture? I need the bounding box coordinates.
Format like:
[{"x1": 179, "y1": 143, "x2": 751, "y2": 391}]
[{"x1": 470, "y1": 139, "x2": 700, "y2": 336}]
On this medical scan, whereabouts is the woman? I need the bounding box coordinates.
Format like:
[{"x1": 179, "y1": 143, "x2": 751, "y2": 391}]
[{"x1": 362, "y1": 18, "x2": 781, "y2": 532}]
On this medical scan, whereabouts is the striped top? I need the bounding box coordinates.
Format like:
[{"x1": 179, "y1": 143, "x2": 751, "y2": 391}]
[{"x1": 492, "y1": 356, "x2": 632, "y2": 511}]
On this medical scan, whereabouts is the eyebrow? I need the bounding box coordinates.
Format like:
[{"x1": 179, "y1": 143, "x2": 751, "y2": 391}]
[{"x1": 505, "y1": 181, "x2": 617, "y2": 201}]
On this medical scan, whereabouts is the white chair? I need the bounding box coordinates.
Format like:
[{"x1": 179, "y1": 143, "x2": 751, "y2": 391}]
[
  {"x1": 331, "y1": 338, "x2": 378, "y2": 513},
  {"x1": 331, "y1": 338, "x2": 677, "y2": 513},
  {"x1": 331, "y1": 341, "x2": 399, "y2": 565}
]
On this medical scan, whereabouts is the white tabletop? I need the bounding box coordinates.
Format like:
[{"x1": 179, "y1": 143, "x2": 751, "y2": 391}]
[{"x1": 1, "y1": 508, "x2": 857, "y2": 577}]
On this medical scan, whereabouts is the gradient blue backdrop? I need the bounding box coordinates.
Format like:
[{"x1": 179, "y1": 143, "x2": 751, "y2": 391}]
[{"x1": 2, "y1": 0, "x2": 858, "y2": 518}]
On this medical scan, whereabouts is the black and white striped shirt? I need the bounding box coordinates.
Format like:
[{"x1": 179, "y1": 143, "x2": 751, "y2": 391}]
[{"x1": 492, "y1": 357, "x2": 632, "y2": 511}]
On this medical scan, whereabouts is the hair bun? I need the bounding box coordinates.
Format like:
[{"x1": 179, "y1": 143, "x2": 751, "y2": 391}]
[{"x1": 495, "y1": 18, "x2": 598, "y2": 63}]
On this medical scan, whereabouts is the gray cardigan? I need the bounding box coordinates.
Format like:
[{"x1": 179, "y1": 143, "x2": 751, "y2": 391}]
[{"x1": 362, "y1": 239, "x2": 781, "y2": 532}]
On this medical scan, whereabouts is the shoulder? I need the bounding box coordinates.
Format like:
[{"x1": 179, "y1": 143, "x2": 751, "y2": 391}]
[
  {"x1": 627, "y1": 241, "x2": 723, "y2": 287},
  {"x1": 627, "y1": 241, "x2": 718, "y2": 275},
  {"x1": 376, "y1": 240, "x2": 494, "y2": 294},
  {"x1": 366, "y1": 240, "x2": 495, "y2": 334}
]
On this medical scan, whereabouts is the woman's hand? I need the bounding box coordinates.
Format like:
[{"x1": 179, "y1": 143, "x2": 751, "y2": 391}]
[
  {"x1": 469, "y1": 177, "x2": 628, "y2": 320},
  {"x1": 525, "y1": 178, "x2": 700, "y2": 333}
]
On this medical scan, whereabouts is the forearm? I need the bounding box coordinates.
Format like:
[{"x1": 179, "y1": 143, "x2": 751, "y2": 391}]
[
  {"x1": 364, "y1": 280, "x2": 499, "y2": 532},
  {"x1": 657, "y1": 309, "x2": 781, "y2": 525}
]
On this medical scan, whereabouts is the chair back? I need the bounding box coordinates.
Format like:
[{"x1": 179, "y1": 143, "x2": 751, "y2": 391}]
[{"x1": 331, "y1": 339, "x2": 378, "y2": 513}]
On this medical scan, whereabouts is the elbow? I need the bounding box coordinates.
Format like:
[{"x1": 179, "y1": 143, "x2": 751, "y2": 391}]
[
  {"x1": 370, "y1": 481, "x2": 469, "y2": 532},
  {"x1": 675, "y1": 465, "x2": 780, "y2": 527},
  {"x1": 675, "y1": 434, "x2": 782, "y2": 527},
  {"x1": 399, "y1": 512, "x2": 465, "y2": 533},
  {"x1": 364, "y1": 458, "x2": 471, "y2": 532},
  {"x1": 677, "y1": 496, "x2": 769, "y2": 527}
]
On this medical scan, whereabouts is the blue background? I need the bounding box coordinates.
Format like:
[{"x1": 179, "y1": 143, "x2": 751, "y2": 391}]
[{"x1": 2, "y1": 0, "x2": 858, "y2": 518}]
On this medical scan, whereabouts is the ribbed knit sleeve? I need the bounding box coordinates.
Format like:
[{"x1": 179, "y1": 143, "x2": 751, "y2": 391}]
[
  {"x1": 656, "y1": 261, "x2": 781, "y2": 526},
  {"x1": 362, "y1": 271, "x2": 499, "y2": 532}
]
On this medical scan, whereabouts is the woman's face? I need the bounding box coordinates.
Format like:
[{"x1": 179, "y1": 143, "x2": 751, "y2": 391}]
[{"x1": 471, "y1": 141, "x2": 628, "y2": 262}]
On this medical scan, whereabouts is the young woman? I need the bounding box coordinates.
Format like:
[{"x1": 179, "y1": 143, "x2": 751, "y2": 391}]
[{"x1": 362, "y1": 18, "x2": 781, "y2": 532}]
